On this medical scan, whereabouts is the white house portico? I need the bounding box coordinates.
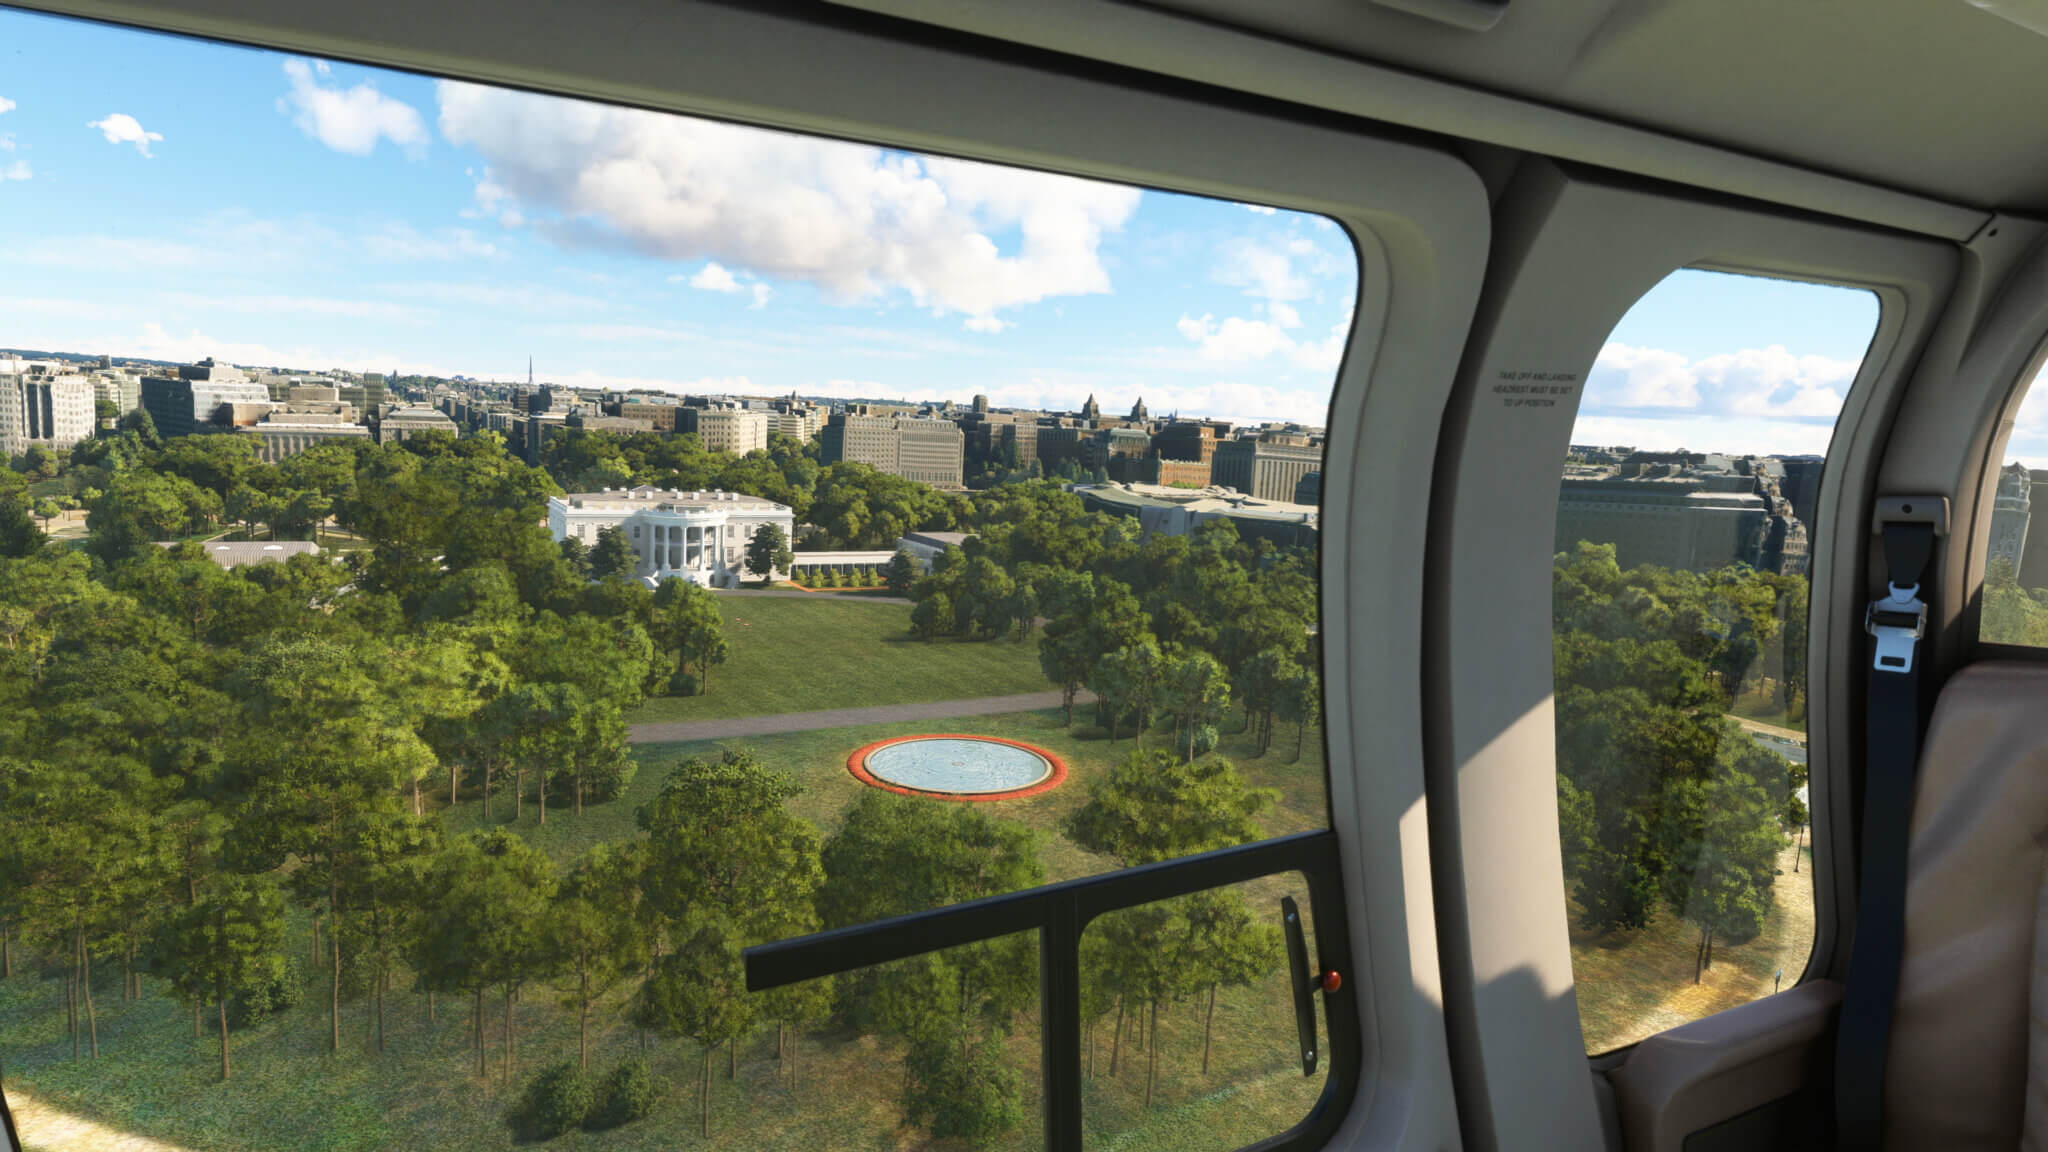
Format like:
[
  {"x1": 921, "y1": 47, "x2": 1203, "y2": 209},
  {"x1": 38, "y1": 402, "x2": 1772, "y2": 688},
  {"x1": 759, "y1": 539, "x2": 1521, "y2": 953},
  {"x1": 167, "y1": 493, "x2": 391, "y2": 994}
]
[{"x1": 546, "y1": 486, "x2": 795, "y2": 589}]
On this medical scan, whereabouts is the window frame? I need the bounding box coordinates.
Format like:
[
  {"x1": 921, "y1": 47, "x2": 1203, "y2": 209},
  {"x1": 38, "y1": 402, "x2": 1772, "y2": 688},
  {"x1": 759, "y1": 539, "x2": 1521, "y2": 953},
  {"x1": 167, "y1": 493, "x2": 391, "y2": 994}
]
[
  {"x1": 0, "y1": 3, "x2": 1496, "y2": 1148},
  {"x1": 1969, "y1": 334, "x2": 2048, "y2": 658}
]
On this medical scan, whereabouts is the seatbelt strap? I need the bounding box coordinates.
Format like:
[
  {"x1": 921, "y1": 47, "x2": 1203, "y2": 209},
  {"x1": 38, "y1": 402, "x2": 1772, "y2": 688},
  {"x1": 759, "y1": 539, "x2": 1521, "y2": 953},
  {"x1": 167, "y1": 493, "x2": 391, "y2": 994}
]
[{"x1": 1834, "y1": 518, "x2": 1936, "y2": 1151}]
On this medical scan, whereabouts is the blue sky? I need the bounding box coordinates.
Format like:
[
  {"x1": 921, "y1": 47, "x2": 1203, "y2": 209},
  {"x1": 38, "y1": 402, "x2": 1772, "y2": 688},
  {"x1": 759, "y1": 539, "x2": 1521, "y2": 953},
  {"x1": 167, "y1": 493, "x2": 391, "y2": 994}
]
[{"x1": 0, "y1": 6, "x2": 1895, "y2": 453}]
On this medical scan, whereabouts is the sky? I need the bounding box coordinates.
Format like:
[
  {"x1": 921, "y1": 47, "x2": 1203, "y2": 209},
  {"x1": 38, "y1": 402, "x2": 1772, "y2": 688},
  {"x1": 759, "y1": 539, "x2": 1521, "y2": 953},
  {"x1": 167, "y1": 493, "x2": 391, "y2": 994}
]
[{"x1": 0, "y1": 6, "x2": 1904, "y2": 453}]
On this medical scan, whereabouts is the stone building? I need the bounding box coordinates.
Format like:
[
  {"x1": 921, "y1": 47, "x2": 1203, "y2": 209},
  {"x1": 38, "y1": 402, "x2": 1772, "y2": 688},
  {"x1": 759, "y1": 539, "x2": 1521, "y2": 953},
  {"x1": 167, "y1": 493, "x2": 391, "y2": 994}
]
[
  {"x1": 821, "y1": 412, "x2": 965, "y2": 487},
  {"x1": 0, "y1": 367, "x2": 96, "y2": 457},
  {"x1": 1212, "y1": 430, "x2": 1324, "y2": 503},
  {"x1": 680, "y1": 407, "x2": 770, "y2": 455},
  {"x1": 140, "y1": 359, "x2": 274, "y2": 438},
  {"x1": 547, "y1": 486, "x2": 795, "y2": 589}
]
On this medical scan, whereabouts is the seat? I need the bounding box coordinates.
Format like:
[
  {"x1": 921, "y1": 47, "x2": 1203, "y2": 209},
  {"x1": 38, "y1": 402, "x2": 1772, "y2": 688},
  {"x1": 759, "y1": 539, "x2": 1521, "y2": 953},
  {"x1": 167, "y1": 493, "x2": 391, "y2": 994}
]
[
  {"x1": 1610, "y1": 660, "x2": 2048, "y2": 1152},
  {"x1": 1883, "y1": 660, "x2": 2048, "y2": 1150}
]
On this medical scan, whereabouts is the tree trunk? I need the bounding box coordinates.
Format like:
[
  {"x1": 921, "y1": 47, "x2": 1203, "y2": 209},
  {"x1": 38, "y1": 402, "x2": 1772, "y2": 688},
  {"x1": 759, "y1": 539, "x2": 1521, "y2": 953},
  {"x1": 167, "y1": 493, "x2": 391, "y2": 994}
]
[
  {"x1": 1109, "y1": 998, "x2": 1124, "y2": 1075},
  {"x1": 1694, "y1": 928, "x2": 1707, "y2": 985},
  {"x1": 484, "y1": 766, "x2": 493, "y2": 822},
  {"x1": 411, "y1": 776, "x2": 422, "y2": 817},
  {"x1": 700, "y1": 1045, "x2": 712, "y2": 1139},
  {"x1": 790, "y1": 1031, "x2": 798, "y2": 1091},
  {"x1": 330, "y1": 881, "x2": 341, "y2": 1053},
  {"x1": 538, "y1": 770, "x2": 547, "y2": 826},
  {"x1": 2, "y1": 919, "x2": 10, "y2": 978},
  {"x1": 1064, "y1": 686, "x2": 1075, "y2": 727},
  {"x1": 193, "y1": 998, "x2": 202, "y2": 1039},
  {"x1": 514, "y1": 767, "x2": 523, "y2": 820},
  {"x1": 1704, "y1": 928, "x2": 1715, "y2": 972},
  {"x1": 83, "y1": 936, "x2": 98, "y2": 1058},
  {"x1": 503, "y1": 987, "x2": 515, "y2": 1085},
  {"x1": 219, "y1": 989, "x2": 232, "y2": 1081},
  {"x1": 450, "y1": 762, "x2": 459, "y2": 808},
  {"x1": 1296, "y1": 719, "x2": 1308, "y2": 760},
  {"x1": 1145, "y1": 1001, "x2": 1159, "y2": 1109},
  {"x1": 575, "y1": 774, "x2": 584, "y2": 818},
  {"x1": 1203, "y1": 984, "x2": 1217, "y2": 1075},
  {"x1": 579, "y1": 969, "x2": 590, "y2": 1071}
]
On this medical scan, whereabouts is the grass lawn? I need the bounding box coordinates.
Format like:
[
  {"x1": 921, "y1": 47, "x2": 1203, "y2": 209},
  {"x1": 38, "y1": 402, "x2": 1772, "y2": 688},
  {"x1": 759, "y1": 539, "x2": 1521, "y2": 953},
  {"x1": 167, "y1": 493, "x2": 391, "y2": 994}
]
[
  {"x1": 1729, "y1": 690, "x2": 1806, "y2": 734},
  {"x1": 625, "y1": 596, "x2": 1050, "y2": 725},
  {"x1": 1569, "y1": 837, "x2": 1816, "y2": 1054},
  {"x1": 0, "y1": 711, "x2": 1334, "y2": 1152}
]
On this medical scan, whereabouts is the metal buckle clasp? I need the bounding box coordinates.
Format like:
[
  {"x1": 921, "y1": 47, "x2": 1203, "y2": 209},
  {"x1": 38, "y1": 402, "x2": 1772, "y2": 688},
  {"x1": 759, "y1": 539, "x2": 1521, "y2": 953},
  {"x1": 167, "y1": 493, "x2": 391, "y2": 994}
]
[{"x1": 1866, "y1": 582, "x2": 1926, "y2": 674}]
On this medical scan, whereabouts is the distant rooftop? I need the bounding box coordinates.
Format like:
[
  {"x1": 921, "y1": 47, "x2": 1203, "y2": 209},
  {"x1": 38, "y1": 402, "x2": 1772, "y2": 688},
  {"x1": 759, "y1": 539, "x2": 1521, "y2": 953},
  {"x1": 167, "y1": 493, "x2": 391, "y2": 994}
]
[{"x1": 555, "y1": 485, "x2": 791, "y2": 513}]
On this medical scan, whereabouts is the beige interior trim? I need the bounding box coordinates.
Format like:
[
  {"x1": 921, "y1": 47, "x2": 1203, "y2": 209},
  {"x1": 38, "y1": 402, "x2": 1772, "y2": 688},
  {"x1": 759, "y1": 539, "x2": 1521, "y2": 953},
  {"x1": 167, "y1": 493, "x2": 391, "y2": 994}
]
[
  {"x1": 827, "y1": 0, "x2": 1989, "y2": 242},
  {"x1": 1608, "y1": 980, "x2": 1842, "y2": 1152},
  {"x1": 1429, "y1": 159, "x2": 1953, "y2": 1151}
]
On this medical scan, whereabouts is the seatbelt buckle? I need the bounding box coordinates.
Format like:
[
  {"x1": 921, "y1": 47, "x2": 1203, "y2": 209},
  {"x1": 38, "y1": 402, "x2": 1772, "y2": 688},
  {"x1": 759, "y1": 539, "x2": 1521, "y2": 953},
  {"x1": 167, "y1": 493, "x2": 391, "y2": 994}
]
[{"x1": 1866, "y1": 582, "x2": 1926, "y2": 674}]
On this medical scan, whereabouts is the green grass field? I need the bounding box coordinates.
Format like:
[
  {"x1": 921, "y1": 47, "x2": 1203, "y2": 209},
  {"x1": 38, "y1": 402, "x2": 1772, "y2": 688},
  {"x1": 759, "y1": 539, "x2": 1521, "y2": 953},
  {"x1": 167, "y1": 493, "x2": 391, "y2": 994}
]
[
  {"x1": 624, "y1": 595, "x2": 1051, "y2": 725},
  {"x1": 0, "y1": 710, "x2": 1333, "y2": 1152}
]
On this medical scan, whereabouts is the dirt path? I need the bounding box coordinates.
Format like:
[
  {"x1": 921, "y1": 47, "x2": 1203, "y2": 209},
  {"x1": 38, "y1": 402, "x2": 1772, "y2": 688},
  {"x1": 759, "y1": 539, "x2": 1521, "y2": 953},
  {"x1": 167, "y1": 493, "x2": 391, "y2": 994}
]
[
  {"x1": 629, "y1": 689, "x2": 1093, "y2": 745},
  {"x1": 3, "y1": 1089, "x2": 191, "y2": 1152},
  {"x1": 1730, "y1": 715, "x2": 1806, "y2": 744}
]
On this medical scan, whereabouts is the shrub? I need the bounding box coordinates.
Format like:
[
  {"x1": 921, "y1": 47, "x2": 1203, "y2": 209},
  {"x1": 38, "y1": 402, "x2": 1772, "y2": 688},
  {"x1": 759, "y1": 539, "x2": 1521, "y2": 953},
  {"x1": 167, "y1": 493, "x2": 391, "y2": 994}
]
[
  {"x1": 588, "y1": 1058, "x2": 659, "y2": 1130},
  {"x1": 230, "y1": 956, "x2": 304, "y2": 1026},
  {"x1": 507, "y1": 1062, "x2": 594, "y2": 1142}
]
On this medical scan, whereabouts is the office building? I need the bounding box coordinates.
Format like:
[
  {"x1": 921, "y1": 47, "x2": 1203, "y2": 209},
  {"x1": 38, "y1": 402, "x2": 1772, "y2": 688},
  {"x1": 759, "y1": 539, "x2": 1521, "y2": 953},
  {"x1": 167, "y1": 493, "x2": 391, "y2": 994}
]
[
  {"x1": 681, "y1": 407, "x2": 770, "y2": 455},
  {"x1": 140, "y1": 359, "x2": 274, "y2": 438},
  {"x1": 1212, "y1": 430, "x2": 1324, "y2": 503},
  {"x1": 377, "y1": 406, "x2": 461, "y2": 444},
  {"x1": 821, "y1": 412, "x2": 965, "y2": 487},
  {"x1": 0, "y1": 367, "x2": 96, "y2": 457},
  {"x1": 1991, "y1": 462, "x2": 2033, "y2": 572}
]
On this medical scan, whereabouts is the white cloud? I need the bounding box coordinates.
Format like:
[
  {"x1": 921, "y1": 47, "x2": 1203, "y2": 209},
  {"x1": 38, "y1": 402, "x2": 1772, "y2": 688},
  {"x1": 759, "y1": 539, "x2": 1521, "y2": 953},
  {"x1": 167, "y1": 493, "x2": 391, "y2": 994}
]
[
  {"x1": 1268, "y1": 301, "x2": 1301, "y2": 330},
  {"x1": 278, "y1": 59, "x2": 428, "y2": 158},
  {"x1": 1214, "y1": 236, "x2": 1312, "y2": 302},
  {"x1": 1584, "y1": 341, "x2": 1855, "y2": 422},
  {"x1": 749, "y1": 283, "x2": 772, "y2": 309},
  {"x1": 963, "y1": 314, "x2": 1008, "y2": 333},
  {"x1": 377, "y1": 279, "x2": 608, "y2": 314},
  {"x1": 1177, "y1": 311, "x2": 1347, "y2": 370},
  {"x1": 0, "y1": 134, "x2": 14, "y2": 152},
  {"x1": 358, "y1": 223, "x2": 498, "y2": 262},
  {"x1": 434, "y1": 81, "x2": 1141, "y2": 323},
  {"x1": 1241, "y1": 203, "x2": 1277, "y2": 215},
  {"x1": 689, "y1": 262, "x2": 741, "y2": 293},
  {"x1": 88, "y1": 113, "x2": 162, "y2": 157},
  {"x1": 0, "y1": 97, "x2": 15, "y2": 115},
  {"x1": 0, "y1": 160, "x2": 28, "y2": 183},
  {"x1": 162, "y1": 292, "x2": 424, "y2": 321}
]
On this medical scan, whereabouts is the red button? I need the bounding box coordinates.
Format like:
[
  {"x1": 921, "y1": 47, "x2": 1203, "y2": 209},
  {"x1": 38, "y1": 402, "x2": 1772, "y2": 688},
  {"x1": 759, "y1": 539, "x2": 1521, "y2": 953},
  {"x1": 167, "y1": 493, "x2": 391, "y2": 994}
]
[{"x1": 1321, "y1": 970, "x2": 1342, "y2": 993}]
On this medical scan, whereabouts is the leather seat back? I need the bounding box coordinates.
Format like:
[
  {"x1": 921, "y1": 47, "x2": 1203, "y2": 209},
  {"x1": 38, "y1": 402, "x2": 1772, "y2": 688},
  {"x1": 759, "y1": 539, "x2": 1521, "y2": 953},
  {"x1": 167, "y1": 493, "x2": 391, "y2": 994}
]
[{"x1": 1884, "y1": 661, "x2": 2048, "y2": 1150}]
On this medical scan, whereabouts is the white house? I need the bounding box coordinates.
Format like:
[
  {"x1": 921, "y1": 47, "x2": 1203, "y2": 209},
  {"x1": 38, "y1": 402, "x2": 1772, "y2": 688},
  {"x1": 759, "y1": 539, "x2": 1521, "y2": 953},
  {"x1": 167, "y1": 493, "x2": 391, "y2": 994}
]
[{"x1": 547, "y1": 486, "x2": 795, "y2": 589}]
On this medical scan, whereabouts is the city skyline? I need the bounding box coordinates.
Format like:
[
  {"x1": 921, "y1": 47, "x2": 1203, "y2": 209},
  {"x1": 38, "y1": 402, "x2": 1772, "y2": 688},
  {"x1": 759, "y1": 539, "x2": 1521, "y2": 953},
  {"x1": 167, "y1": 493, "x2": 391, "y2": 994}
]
[{"x1": 0, "y1": 6, "x2": 1937, "y2": 455}]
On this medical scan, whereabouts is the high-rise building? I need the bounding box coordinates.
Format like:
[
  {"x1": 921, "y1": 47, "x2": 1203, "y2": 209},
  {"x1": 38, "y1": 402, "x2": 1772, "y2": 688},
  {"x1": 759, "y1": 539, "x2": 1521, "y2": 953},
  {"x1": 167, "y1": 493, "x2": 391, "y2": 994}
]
[
  {"x1": 0, "y1": 368, "x2": 96, "y2": 457},
  {"x1": 140, "y1": 360, "x2": 273, "y2": 438},
  {"x1": 1212, "y1": 430, "x2": 1324, "y2": 503},
  {"x1": 821, "y1": 412, "x2": 965, "y2": 487},
  {"x1": 1990, "y1": 462, "x2": 2033, "y2": 572},
  {"x1": 681, "y1": 408, "x2": 770, "y2": 455}
]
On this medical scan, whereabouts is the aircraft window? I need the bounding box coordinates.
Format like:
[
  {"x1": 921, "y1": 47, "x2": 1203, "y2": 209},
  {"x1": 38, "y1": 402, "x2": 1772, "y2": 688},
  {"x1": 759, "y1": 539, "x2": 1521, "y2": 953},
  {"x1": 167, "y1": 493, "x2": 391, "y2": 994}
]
[
  {"x1": 1977, "y1": 360, "x2": 2048, "y2": 646},
  {"x1": 1552, "y1": 269, "x2": 1878, "y2": 1053},
  {"x1": 0, "y1": 9, "x2": 1357, "y2": 1149}
]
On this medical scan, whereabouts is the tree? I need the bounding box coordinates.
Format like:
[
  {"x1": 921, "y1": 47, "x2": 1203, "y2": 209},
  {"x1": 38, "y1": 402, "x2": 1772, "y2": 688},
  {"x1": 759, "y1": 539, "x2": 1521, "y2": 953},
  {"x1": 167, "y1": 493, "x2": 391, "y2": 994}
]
[
  {"x1": 1091, "y1": 639, "x2": 1163, "y2": 746},
  {"x1": 1660, "y1": 763, "x2": 1784, "y2": 982},
  {"x1": 911, "y1": 591, "x2": 952, "y2": 642},
  {"x1": 155, "y1": 873, "x2": 290, "y2": 1080},
  {"x1": 650, "y1": 579, "x2": 727, "y2": 695},
  {"x1": 883, "y1": 550, "x2": 917, "y2": 596},
  {"x1": 636, "y1": 751, "x2": 824, "y2": 1135},
  {"x1": 1158, "y1": 649, "x2": 1231, "y2": 763},
  {"x1": 746, "y1": 522, "x2": 793, "y2": 586},
  {"x1": 411, "y1": 830, "x2": 557, "y2": 1081},
  {"x1": 1067, "y1": 749, "x2": 1275, "y2": 867},
  {"x1": 590, "y1": 526, "x2": 637, "y2": 582},
  {"x1": 548, "y1": 843, "x2": 652, "y2": 1069}
]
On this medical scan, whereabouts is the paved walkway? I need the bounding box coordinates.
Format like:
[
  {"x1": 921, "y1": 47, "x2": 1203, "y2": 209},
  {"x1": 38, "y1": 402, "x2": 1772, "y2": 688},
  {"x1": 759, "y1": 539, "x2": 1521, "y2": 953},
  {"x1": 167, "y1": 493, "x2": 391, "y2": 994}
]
[
  {"x1": 5, "y1": 1089, "x2": 190, "y2": 1152},
  {"x1": 629, "y1": 689, "x2": 1091, "y2": 745}
]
